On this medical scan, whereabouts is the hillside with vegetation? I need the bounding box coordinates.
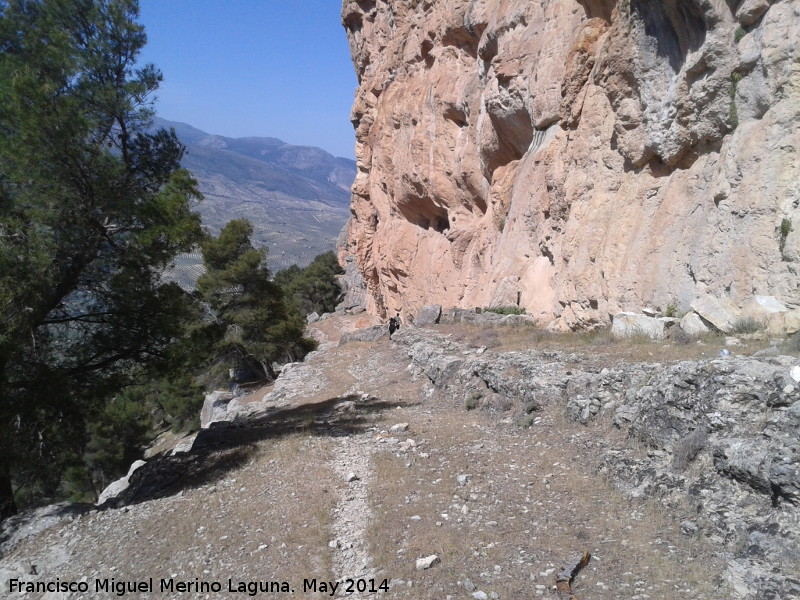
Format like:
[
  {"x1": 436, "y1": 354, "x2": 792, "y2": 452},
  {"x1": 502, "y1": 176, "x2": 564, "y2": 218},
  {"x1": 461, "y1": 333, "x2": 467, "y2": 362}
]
[
  {"x1": 0, "y1": 0, "x2": 341, "y2": 520},
  {"x1": 158, "y1": 117, "x2": 355, "y2": 272}
]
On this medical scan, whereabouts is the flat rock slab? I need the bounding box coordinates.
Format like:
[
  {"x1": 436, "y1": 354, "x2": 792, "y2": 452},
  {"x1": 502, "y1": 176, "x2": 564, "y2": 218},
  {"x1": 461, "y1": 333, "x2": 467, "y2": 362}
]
[
  {"x1": 415, "y1": 304, "x2": 442, "y2": 326},
  {"x1": 680, "y1": 311, "x2": 710, "y2": 336},
  {"x1": 690, "y1": 295, "x2": 741, "y2": 333},
  {"x1": 611, "y1": 312, "x2": 674, "y2": 339},
  {"x1": 339, "y1": 325, "x2": 388, "y2": 345}
]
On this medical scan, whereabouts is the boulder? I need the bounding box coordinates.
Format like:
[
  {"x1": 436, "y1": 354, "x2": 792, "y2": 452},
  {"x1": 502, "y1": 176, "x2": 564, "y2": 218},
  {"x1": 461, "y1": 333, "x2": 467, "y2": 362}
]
[
  {"x1": 782, "y1": 310, "x2": 800, "y2": 335},
  {"x1": 611, "y1": 312, "x2": 675, "y2": 340},
  {"x1": 764, "y1": 308, "x2": 800, "y2": 335},
  {"x1": 736, "y1": 0, "x2": 771, "y2": 25},
  {"x1": 338, "y1": 324, "x2": 388, "y2": 345},
  {"x1": 741, "y1": 296, "x2": 787, "y2": 323},
  {"x1": 415, "y1": 305, "x2": 442, "y2": 327},
  {"x1": 679, "y1": 312, "x2": 710, "y2": 337},
  {"x1": 690, "y1": 295, "x2": 741, "y2": 333},
  {"x1": 335, "y1": 254, "x2": 368, "y2": 313},
  {"x1": 200, "y1": 391, "x2": 234, "y2": 429},
  {"x1": 415, "y1": 554, "x2": 440, "y2": 570},
  {"x1": 97, "y1": 460, "x2": 147, "y2": 506}
]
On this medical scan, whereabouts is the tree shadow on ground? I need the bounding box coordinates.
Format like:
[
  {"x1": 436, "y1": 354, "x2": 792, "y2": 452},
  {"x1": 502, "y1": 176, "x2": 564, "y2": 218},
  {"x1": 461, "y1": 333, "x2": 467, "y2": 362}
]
[{"x1": 104, "y1": 393, "x2": 393, "y2": 509}]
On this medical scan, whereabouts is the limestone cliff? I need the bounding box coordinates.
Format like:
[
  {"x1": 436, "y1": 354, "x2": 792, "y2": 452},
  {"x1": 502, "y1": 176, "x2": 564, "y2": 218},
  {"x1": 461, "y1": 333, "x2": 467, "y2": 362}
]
[{"x1": 340, "y1": 0, "x2": 800, "y2": 328}]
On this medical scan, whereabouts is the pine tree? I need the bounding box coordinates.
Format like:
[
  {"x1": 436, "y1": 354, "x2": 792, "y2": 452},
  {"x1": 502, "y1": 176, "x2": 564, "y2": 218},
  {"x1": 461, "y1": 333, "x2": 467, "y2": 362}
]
[
  {"x1": 0, "y1": 0, "x2": 204, "y2": 519},
  {"x1": 274, "y1": 251, "x2": 343, "y2": 316},
  {"x1": 198, "y1": 220, "x2": 316, "y2": 382}
]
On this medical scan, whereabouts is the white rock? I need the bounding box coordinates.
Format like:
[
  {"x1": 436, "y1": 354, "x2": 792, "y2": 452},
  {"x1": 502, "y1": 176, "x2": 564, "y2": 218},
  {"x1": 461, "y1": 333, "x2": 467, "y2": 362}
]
[
  {"x1": 416, "y1": 554, "x2": 440, "y2": 570},
  {"x1": 611, "y1": 312, "x2": 673, "y2": 340},
  {"x1": 679, "y1": 312, "x2": 710, "y2": 336},
  {"x1": 199, "y1": 390, "x2": 234, "y2": 428},
  {"x1": 96, "y1": 460, "x2": 147, "y2": 506},
  {"x1": 390, "y1": 422, "x2": 410, "y2": 433},
  {"x1": 170, "y1": 433, "x2": 197, "y2": 456},
  {"x1": 346, "y1": 472, "x2": 359, "y2": 482},
  {"x1": 690, "y1": 295, "x2": 741, "y2": 333},
  {"x1": 751, "y1": 296, "x2": 788, "y2": 314}
]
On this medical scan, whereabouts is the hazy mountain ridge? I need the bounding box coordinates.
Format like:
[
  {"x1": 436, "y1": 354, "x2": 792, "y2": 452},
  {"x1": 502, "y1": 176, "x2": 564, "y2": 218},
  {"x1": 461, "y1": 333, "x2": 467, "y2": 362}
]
[{"x1": 155, "y1": 118, "x2": 355, "y2": 271}]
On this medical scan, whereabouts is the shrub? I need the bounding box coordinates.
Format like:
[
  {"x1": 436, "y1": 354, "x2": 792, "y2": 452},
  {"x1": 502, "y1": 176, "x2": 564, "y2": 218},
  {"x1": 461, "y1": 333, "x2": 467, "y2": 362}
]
[
  {"x1": 664, "y1": 300, "x2": 679, "y2": 318},
  {"x1": 730, "y1": 316, "x2": 765, "y2": 334},
  {"x1": 465, "y1": 393, "x2": 482, "y2": 411},
  {"x1": 734, "y1": 26, "x2": 746, "y2": 43},
  {"x1": 780, "y1": 218, "x2": 793, "y2": 254},
  {"x1": 517, "y1": 414, "x2": 536, "y2": 429},
  {"x1": 729, "y1": 73, "x2": 741, "y2": 131},
  {"x1": 521, "y1": 399, "x2": 541, "y2": 414},
  {"x1": 783, "y1": 333, "x2": 800, "y2": 354},
  {"x1": 274, "y1": 251, "x2": 343, "y2": 316},
  {"x1": 587, "y1": 329, "x2": 615, "y2": 346},
  {"x1": 484, "y1": 306, "x2": 525, "y2": 315},
  {"x1": 84, "y1": 396, "x2": 152, "y2": 495}
]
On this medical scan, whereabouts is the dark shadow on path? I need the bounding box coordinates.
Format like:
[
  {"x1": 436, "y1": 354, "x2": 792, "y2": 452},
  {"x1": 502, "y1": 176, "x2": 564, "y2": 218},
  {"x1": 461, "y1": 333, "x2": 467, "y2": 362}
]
[{"x1": 102, "y1": 393, "x2": 393, "y2": 510}]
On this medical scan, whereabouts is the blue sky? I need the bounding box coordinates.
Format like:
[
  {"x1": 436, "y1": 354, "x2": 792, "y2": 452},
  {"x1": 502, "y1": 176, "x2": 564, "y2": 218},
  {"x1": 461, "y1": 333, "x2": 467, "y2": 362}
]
[{"x1": 137, "y1": 0, "x2": 358, "y2": 159}]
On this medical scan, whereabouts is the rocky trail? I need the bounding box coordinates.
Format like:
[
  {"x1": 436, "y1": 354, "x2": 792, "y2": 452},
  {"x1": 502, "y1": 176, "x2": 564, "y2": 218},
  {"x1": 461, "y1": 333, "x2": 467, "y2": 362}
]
[{"x1": 1, "y1": 314, "x2": 798, "y2": 599}]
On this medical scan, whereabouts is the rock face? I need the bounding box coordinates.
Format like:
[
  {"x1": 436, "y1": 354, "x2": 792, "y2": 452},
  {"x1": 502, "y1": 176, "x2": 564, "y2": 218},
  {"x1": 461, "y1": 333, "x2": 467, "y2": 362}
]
[{"x1": 340, "y1": 0, "x2": 800, "y2": 328}]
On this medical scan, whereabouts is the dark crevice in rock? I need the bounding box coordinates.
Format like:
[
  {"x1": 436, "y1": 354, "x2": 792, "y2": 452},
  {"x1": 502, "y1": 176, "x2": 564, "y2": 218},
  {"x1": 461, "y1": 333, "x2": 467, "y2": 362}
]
[
  {"x1": 342, "y1": 10, "x2": 363, "y2": 34},
  {"x1": 631, "y1": 0, "x2": 708, "y2": 73},
  {"x1": 443, "y1": 103, "x2": 468, "y2": 128},
  {"x1": 397, "y1": 193, "x2": 449, "y2": 234},
  {"x1": 482, "y1": 87, "x2": 534, "y2": 178},
  {"x1": 576, "y1": 0, "x2": 616, "y2": 23},
  {"x1": 441, "y1": 24, "x2": 480, "y2": 58}
]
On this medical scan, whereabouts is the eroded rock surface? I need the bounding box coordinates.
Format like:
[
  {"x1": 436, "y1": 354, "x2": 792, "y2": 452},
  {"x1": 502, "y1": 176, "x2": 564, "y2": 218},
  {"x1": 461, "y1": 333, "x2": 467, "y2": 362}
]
[
  {"x1": 395, "y1": 328, "x2": 800, "y2": 598},
  {"x1": 340, "y1": 0, "x2": 800, "y2": 329},
  {"x1": 2, "y1": 316, "x2": 799, "y2": 599}
]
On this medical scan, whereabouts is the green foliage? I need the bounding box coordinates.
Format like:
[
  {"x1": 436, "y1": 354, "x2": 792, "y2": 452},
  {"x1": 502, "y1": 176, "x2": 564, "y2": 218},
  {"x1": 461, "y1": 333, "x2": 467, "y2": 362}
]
[
  {"x1": 484, "y1": 306, "x2": 526, "y2": 315},
  {"x1": 0, "y1": 0, "x2": 204, "y2": 519},
  {"x1": 780, "y1": 218, "x2": 792, "y2": 254},
  {"x1": 199, "y1": 219, "x2": 316, "y2": 381},
  {"x1": 274, "y1": 251, "x2": 343, "y2": 316},
  {"x1": 734, "y1": 26, "x2": 746, "y2": 43},
  {"x1": 729, "y1": 73, "x2": 741, "y2": 131},
  {"x1": 664, "y1": 300, "x2": 679, "y2": 318},
  {"x1": 83, "y1": 394, "x2": 151, "y2": 495}
]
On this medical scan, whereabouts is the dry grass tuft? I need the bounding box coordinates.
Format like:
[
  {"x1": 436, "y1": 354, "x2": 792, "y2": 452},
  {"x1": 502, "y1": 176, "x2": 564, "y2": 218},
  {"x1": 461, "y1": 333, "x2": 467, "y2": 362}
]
[{"x1": 437, "y1": 322, "x2": 774, "y2": 366}]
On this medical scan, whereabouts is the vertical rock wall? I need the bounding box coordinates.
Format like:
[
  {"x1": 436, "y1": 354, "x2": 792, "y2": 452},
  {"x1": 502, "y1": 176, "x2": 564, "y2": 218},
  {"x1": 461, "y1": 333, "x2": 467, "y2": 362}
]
[{"x1": 340, "y1": 0, "x2": 800, "y2": 328}]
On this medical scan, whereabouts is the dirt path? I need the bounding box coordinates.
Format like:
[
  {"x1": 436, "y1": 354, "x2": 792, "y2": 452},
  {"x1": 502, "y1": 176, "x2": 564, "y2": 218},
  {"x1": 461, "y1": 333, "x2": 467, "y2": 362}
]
[
  {"x1": 1, "y1": 314, "x2": 731, "y2": 599},
  {"x1": 330, "y1": 435, "x2": 376, "y2": 592}
]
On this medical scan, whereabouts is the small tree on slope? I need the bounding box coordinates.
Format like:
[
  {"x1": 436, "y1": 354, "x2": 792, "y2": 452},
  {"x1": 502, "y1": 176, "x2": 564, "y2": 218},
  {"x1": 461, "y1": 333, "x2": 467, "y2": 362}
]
[{"x1": 198, "y1": 219, "x2": 316, "y2": 382}]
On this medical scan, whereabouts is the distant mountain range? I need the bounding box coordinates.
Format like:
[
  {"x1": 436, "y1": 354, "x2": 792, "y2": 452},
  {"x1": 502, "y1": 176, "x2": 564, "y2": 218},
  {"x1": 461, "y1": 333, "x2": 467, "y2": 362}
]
[{"x1": 155, "y1": 118, "x2": 355, "y2": 272}]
